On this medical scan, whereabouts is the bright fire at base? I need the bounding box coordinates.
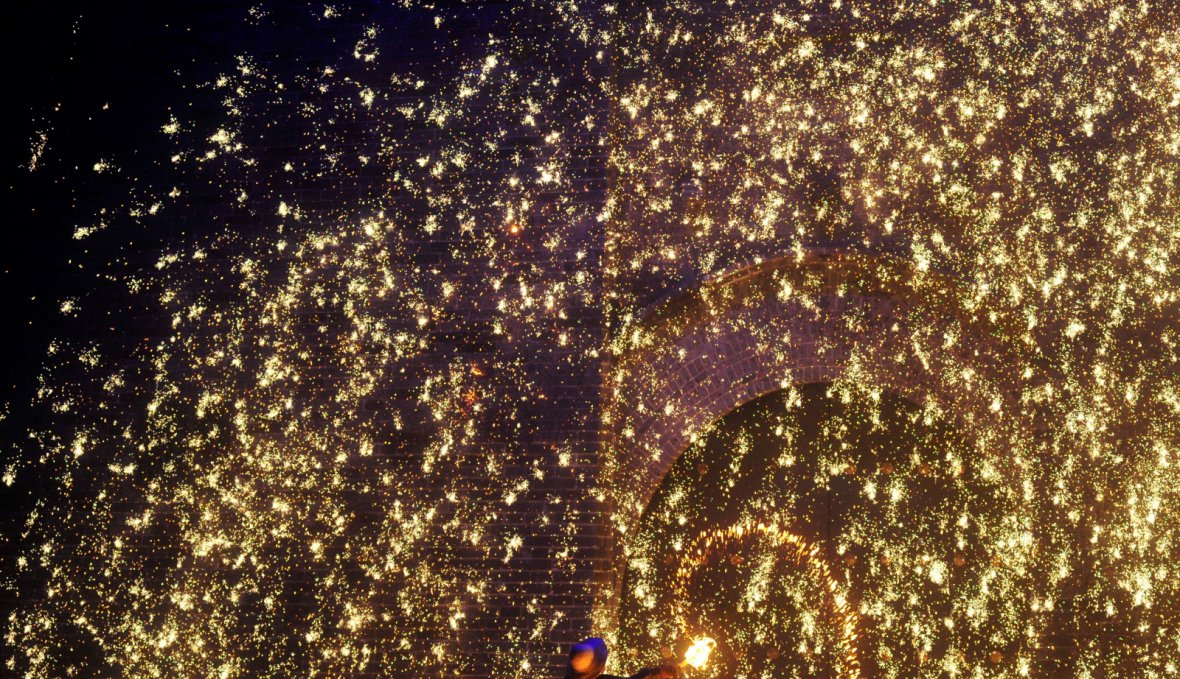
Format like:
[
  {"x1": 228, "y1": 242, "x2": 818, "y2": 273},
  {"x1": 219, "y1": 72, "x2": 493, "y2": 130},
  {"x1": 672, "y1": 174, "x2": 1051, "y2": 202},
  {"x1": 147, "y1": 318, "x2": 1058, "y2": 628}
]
[{"x1": 681, "y1": 636, "x2": 716, "y2": 670}]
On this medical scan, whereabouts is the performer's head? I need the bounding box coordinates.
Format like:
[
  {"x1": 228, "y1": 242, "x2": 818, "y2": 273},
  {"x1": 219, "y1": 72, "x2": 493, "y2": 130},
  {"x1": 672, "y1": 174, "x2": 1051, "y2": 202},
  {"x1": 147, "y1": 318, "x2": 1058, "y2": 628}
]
[{"x1": 567, "y1": 637, "x2": 608, "y2": 679}]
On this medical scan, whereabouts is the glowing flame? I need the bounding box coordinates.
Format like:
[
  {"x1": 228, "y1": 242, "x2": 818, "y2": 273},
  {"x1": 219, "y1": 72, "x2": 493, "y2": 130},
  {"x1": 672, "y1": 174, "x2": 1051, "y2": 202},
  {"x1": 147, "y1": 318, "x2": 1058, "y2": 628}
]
[{"x1": 682, "y1": 637, "x2": 716, "y2": 669}]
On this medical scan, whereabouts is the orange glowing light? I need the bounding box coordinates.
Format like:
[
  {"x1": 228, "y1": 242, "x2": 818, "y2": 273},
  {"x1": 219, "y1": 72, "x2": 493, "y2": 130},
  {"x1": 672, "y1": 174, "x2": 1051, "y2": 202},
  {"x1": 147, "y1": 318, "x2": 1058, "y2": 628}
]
[{"x1": 682, "y1": 636, "x2": 716, "y2": 669}]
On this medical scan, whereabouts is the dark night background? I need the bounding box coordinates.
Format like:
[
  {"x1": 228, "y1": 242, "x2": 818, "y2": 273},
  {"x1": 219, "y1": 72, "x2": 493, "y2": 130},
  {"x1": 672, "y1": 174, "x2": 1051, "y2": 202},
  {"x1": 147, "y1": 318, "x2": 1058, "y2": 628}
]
[
  {"x1": 3, "y1": 4, "x2": 243, "y2": 404},
  {"x1": 1, "y1": 2, "x2": 232, "y2": 562},
  {"x1": 3, "y1": 1, "x2": 439, "y2": 395},
  {"x1": 5, "y1": 4, "x2": 86, "y2": 404},
  {"x1": 1, "y1": 0, "x2": 444, "y2": 535}
]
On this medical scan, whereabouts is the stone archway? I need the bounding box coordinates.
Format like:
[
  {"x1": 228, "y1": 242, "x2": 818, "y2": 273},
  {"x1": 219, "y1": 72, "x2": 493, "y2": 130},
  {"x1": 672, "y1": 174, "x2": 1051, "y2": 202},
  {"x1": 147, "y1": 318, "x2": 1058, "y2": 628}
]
[{"x1": 595, "y1": 249, "x2": 1035, "y2": 653}]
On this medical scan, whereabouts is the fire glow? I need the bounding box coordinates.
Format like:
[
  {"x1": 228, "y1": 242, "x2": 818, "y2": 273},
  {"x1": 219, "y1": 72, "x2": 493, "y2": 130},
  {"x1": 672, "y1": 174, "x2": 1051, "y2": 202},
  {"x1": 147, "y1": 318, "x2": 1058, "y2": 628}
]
[{"x1": 681, "y1": 636, "x2": 715, "y2": 670}]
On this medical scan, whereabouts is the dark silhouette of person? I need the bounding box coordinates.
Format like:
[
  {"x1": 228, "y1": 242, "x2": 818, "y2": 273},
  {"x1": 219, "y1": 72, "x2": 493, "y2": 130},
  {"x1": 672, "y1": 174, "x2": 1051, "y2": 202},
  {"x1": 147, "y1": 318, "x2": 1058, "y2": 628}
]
[{"x1": 563, "y1": 637, "x2": 680, "y2": 679}]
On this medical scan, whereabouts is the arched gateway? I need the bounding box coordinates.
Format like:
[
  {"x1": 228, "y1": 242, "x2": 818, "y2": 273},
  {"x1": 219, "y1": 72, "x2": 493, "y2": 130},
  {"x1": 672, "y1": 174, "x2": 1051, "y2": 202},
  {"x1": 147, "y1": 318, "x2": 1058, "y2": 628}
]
[{"x1": 595, "y1": 250, "x2": 1060, "y2": 673}]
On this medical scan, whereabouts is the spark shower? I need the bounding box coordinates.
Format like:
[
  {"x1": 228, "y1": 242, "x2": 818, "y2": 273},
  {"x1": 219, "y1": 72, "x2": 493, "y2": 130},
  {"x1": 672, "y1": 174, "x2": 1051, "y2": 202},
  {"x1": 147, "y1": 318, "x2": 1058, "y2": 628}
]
[{"x1": 4, "y1": 1, "x2": 1180, "y2": 677}]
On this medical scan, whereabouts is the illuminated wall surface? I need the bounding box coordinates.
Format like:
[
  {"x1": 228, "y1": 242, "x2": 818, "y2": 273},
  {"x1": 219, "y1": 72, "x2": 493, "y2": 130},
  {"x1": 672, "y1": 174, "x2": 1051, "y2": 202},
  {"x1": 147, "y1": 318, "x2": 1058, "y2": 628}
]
[{"x1": 3, "y1": 0, "x2": 1180, "y2": 676}]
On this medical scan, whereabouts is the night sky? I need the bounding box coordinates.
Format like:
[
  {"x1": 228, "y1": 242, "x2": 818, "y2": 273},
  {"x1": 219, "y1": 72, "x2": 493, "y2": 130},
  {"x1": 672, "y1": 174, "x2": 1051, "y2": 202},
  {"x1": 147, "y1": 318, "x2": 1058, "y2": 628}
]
[{"x1": 2, "y1": 2, "x2": 211, "y2": 558}]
